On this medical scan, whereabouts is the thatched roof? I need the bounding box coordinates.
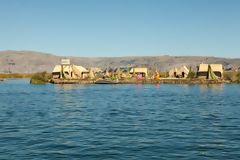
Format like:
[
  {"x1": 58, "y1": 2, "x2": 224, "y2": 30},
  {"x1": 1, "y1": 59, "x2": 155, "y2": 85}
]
[
  {"x1": 198, "y1": 64, "x2": 223, "y2": 73},
  {"x1": 169, "y1": 67, "x2": 178, "y2": 73},
  {"x1": 74, "y1": 65, "x2": 88, "y2": 72},
  {"x1": 130, "y1": 68, "x2": 148, "y2": 73},
  {"x1": 52, "y1": 65, "x2": 88, "y2": 73},
  {"x1": 53, "y1": 65, "x2": 70, "y2": 73},
  {"x1": 177, "y1": 66, "x2": 189, "y2": 75}
]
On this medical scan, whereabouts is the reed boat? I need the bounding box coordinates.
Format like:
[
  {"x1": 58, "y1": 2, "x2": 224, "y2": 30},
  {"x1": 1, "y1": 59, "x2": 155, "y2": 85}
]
[{"x1": 95, "y1": 79, "x2": 118, "y2": 84}]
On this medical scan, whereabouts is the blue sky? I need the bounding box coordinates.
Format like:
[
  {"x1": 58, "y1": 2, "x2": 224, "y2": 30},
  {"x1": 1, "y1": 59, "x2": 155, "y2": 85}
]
[{"x1": 0, "y1": 0, "x2": 240, "y2": 57}]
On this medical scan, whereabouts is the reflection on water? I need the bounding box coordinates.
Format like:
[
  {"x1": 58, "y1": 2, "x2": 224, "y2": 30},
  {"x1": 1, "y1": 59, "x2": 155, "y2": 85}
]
[
  {"x1": 0, "y1": 80, "x2": 240, "y2": 159},
  {"x1": 53, "y1": 84, "x2": 83, "y2": 91},
  {"x1": 198, "y1": 84, "x2": 223, "y2": 92},
  {"x1": 137, "y1": 83, "x2": 142, "y2": 88}
]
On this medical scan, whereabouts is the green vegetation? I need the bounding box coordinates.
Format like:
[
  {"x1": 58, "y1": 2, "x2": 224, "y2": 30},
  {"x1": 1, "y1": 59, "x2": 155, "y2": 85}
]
[
  {"x1": 117, "y1": 66, "x2": 121, "y2": 78},
  {"x1": 148, "y1": 71, "x2": 168, "y2": 78},
  {"x1": 126, "y1": 68, "x2": 130, "y2": 77},
  {"x1": 237, "y1": 73, "x2": 240, "y2": 83},
  {"x1": 0, "y1": 73, "x2": 34, "y2": 78},
  {"x1": 166, "y1": 72, "x2": 169, "y2": 78},
  {"x1": 223, "y1": 72, "x2": 240, "y2": 83},
  {"x1": 132, "y1": 68, "x2": 136, "y2": 77},
  {"x1": 30, "y1": 72, "x2": 51, "y2": 84},
  {"x1": 187, "y1": 66, "x2": 195, "y2": 79},
  {"x1": 157, "y1": 69, "x2": 161, "y2": 77},
  {"x1": 158, "y1": 72, "x2": 168, "y2": 78}
]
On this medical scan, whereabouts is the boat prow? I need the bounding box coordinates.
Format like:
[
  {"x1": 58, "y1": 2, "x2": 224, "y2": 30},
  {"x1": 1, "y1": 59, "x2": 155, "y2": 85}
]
[{"x1": 95, "y1": 80, "x2": 118, "y2": 84}]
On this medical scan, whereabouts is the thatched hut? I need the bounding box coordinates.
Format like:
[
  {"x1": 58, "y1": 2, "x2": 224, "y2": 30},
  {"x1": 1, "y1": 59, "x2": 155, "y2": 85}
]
[
  {"x1": 177, "y1": 66, "x2": 189, "y2": 78},
  {"x1": 52, "y1": 65, "x2": 88, "y2": 79},
  {"x1": 73, "y1": 65, "x2": 89, "y2": 79},
  {"x1": 52, "y1": 65, "x2": 71, "y2": 79},
  {"x1": 130, "y1": 68, "x2": 148, "y2": 77},
  {"x1": 197, "y1": 64, "x2": 223, "y2": 79},
  {"x1": 92, "y1": 67, "x2": 103, "y2": 73},
  {"x1": 52, "y1": 58, "x2": 89, "y2": 79},
  {"x1": 169, "y1": 67, "x2": 178, "y2": 78}
]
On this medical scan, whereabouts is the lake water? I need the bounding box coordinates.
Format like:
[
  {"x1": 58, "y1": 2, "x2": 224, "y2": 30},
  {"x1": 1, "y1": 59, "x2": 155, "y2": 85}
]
[{"x1": 0, "y1": 79, "x2": 240, "y2": 159}]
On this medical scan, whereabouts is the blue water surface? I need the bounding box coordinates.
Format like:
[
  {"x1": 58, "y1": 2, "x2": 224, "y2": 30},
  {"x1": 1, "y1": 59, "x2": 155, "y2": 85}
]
[{"x1": 0, "y1": 79, "x2": 240, "y2": 159}]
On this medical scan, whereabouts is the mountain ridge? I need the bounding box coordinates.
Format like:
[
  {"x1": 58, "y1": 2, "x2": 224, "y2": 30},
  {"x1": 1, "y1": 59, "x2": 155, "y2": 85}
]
[{"x1": 0, "y1": 50, "x2": 239, "y2": 73}]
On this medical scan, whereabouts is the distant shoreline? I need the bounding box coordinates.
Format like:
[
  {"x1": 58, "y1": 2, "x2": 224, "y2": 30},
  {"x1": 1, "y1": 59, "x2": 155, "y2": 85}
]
[
  {"x1": 1, "y1": 50, "x2": 240, "y2": 73},
  {"x1": 0, "y1": 73, "x2": 34, "y2": 79}
]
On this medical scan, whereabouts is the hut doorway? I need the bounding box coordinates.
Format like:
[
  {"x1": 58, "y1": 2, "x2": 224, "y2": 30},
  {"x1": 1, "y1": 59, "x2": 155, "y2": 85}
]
[
  {"x1": 182, "y1": 72, "x2": 185, "y2": 78},
  {"x1": 174, "y1": 72, "x2": 177, "y2": 77}
]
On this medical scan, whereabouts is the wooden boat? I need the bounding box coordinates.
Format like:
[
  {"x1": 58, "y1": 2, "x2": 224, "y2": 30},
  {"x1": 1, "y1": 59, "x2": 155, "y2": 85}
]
[{"x1": 95, "y1": 79, "x2": 118, "y2": 84}]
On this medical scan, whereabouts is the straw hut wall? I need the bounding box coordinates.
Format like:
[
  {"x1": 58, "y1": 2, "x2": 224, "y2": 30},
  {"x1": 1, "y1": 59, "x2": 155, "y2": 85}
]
[
  {"x1": 130, "y1": 68, "x2": 148, "y2": 77},
  {"x1": 169, "y1": 67, "x2": 178, "y2": 78},
  {"x1": 52, "y1": 65, "x2": 88, "y2": 79},
  {"x1": 197, "y1": 64, "x2": 223, "y2": 78},
  {"x1": 52, "y1": 65, "x2": 71, "y2": 79},
  {"x1": 177, "y1": 66, "x2": 189, "y2": 78}
]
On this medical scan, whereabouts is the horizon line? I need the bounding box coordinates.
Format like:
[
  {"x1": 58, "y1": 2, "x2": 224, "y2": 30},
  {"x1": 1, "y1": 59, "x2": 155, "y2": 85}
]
[{"x1": 0, "y1": 49, "x2": 239, "y2": 59}]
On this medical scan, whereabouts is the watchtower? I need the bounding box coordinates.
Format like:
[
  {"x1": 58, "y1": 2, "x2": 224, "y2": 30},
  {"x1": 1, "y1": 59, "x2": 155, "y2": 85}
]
[{"x1": 60, "y1": 58, "x2": 71, "y2": 79}]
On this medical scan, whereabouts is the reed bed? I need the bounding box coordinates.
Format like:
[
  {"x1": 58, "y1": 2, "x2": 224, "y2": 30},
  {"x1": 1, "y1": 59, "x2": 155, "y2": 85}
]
[
  {"x1": 223, "y1": 71, "x2": 240, "y2": 83},
  {"x1": 0, "y1": 73, "x2": 34, "y2": 78},
  {"x1": 30, "y1": 72, "x2": 52, "y2": 84}
]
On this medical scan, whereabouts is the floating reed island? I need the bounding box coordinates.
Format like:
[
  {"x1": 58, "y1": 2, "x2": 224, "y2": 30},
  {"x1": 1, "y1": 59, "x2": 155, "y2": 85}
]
[{"x1": 45, "y1": 58, "x2": 235, "y2": 85}]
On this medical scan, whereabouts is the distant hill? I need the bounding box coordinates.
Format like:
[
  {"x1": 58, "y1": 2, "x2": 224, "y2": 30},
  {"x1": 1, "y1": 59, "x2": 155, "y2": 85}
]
[{"x1": 0, "y1": 50, "x2": 240, "y2": 73}]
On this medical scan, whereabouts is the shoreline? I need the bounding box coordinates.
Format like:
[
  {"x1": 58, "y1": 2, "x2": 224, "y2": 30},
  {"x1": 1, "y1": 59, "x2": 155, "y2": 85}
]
[{"x1": 50, "y1": 78, "x2": 224, "y2": 85}]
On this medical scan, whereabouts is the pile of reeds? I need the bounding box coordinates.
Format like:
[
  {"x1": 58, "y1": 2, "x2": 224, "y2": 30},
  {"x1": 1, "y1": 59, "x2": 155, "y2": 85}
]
[
  {"x1": 223, "y1": 72, "x2": 240, "y2": 83},
  {"x1": 30, "y1": 72, "x2": 51, "y2": 84}
]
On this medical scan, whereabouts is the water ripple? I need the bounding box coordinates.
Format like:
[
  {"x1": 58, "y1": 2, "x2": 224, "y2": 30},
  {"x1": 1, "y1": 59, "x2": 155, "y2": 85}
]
[{"x1": 0, "y1": 80, "x2": 240, "y2": 159}]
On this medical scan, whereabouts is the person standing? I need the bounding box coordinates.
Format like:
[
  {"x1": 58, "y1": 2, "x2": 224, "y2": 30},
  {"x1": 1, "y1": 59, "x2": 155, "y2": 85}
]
[{"x1": 102, "y1": 72, "x2": 105, "y2": 79}]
